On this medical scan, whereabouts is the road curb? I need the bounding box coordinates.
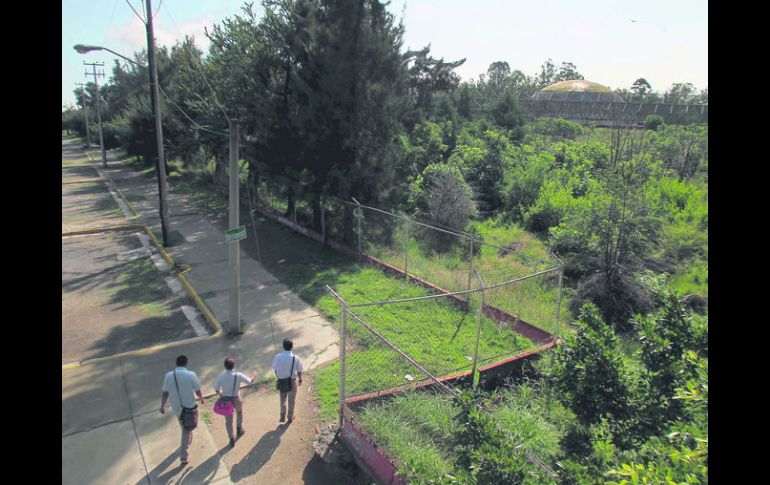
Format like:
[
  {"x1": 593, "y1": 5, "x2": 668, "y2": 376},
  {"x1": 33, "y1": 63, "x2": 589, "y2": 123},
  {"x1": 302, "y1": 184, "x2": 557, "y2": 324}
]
[{"x1": 62, "y1": 147, "x2": 224, "y2": 371}]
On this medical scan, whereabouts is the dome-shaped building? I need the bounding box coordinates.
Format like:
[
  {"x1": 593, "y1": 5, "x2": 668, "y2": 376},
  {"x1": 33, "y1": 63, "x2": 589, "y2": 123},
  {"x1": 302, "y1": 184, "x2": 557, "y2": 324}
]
[
  {"x1": 519, "y1": 79, "x2": 707, "y2": 126},
  {"x1": 531, "y1": 79, "x2": 625, "y2": 103}
]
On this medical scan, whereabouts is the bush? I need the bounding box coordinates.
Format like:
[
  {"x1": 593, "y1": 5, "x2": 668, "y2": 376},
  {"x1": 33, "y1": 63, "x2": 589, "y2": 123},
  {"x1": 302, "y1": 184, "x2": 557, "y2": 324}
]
[
  {"x1": 527, "y1": 117, "x2": 584, "y2": 141},
  {"x1": 568, "y1": 269, "x2": 654, "y2": 333},
  {"x1": 410, "y1": 163, "x2": 478, "y2": 252},
  {"x1": 643, "y1": 114, "x2": 664, "y2": 131}
]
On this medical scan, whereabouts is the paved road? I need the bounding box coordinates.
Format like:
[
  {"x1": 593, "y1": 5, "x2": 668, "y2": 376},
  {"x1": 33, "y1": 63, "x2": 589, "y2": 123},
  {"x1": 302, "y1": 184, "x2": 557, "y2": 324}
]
[{"x1": 61, "y1": 138, "x2": 340, "y2": 484}]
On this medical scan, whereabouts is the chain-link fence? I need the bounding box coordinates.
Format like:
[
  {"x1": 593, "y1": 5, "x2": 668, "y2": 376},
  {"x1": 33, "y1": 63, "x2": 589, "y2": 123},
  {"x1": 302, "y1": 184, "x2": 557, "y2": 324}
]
[
  {"x1": 347, "y1": 201, "x2": 565, "y2": 334},
  {"x1": 329, "y1": 274, "x2": 555, "y2": 408},
  {"x1": 327, "y1": 272, "x2": 559, "y2": 482},
  {"x1": 241, "y1": 175, "x2": 566, "y2": 334}
]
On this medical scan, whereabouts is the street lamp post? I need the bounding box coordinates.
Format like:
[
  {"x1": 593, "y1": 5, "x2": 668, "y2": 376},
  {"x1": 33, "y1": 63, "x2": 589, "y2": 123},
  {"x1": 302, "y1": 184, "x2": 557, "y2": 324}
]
[
  {"x1": 83, "y1": 61, "x2": 107, "y2": 167},
  {"x1": 74, "y1": 40, "x2": 171, "y2": 246}
]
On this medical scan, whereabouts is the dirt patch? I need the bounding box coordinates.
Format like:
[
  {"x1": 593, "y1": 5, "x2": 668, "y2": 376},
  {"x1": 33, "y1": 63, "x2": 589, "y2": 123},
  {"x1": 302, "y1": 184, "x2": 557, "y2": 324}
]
[{"x1": 203, "y1": 376, "x2": 367, "y2": 484}]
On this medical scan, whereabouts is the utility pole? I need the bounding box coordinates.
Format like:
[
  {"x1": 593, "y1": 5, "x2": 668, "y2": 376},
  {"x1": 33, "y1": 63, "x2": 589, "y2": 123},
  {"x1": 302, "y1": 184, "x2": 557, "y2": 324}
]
[
  {"x1": 228, "y1": 119, "x2": 242, "y2": 335},
  {"x1": 75, "y1": 82, "x2": 92, "y2": 148},
  {"x1": 145, "y1": 0, "x2": 171, "y2": 247},
  {"x1": 83, "y1": 62, "x2": 106, "y2": 167}
]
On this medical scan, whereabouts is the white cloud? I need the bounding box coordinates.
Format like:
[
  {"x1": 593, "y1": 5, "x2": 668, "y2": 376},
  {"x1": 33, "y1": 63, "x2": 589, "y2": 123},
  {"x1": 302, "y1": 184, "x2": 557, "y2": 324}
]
[{"x1": 107, "y1": 13, "x2": 214, "y2": 56}]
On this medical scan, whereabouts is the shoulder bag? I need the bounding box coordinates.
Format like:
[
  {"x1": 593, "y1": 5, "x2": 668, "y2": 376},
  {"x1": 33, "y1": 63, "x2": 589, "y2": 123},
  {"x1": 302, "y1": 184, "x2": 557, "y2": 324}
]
[
  {"x1": 214, "y1": 375, "x2": 237, "y2": 416},
  {"x1": 276, "y1": 356, "x2": 296, "y2": 393},
  {"x1": 174, "y1": 370, "x2": 199, "y2": 431}
]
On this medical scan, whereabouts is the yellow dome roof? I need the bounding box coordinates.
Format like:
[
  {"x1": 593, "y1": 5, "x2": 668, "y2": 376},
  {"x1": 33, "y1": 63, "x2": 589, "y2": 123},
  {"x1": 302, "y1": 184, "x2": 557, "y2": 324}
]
[{"x1": 541, "y1": 80, "x2": 614, "y2": 93}]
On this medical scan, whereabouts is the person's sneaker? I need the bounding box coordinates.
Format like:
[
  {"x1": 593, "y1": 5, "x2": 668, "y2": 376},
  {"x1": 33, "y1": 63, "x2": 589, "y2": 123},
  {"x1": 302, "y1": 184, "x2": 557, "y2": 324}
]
[
  {"x1": 288, "y1": 415, "x2": 295, "y2": 423},
  {"x1": 229, "y1": 437, "x2": 235, "y2": 448},
  {"x1": 237, "y1": 428, "x2": 245, "y2": 438},
  {"x1": 180, "y1": 459, "x2": 189, "y2": 466},
  {"x1": 279, "y1": 416, "x2": 285, "y2": 423}
]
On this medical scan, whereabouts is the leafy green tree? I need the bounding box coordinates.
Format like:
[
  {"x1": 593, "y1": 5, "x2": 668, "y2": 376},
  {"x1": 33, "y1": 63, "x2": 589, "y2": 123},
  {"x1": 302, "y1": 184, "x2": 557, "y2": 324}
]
[
  {"x1": 663, "y1": 82, "x2": 697, "y2": 104},
  {"x1": 631, "y1": 78, "x2": 652, "y2": 101},
  {"x1": 409, "y1": 163, "x2": 477, "y2": 230},
  {"x1": 536, "y1": 58, "x2": 557, "y2": 87},
  {"x1": 484, "y1": 91, "x2": 526, "y2": 140},
  {"x1": 643, "y1": 114, "x2": 664, "y2": 130},
  {"x1": 551, "y1": 303, "x2": 631, "y2": 426},
  {"x1": 403, "y1": 46, "x2": 465, "y2": 125},
  {"x1": 448, "y1": 121, "x2": 514, "y2": 215},
  {"x1": 554, "y1": 61, "x2": 584, "y2": 82},
  {"x1": 526, "y1": 117, "x2": 583, "y2": 141}
]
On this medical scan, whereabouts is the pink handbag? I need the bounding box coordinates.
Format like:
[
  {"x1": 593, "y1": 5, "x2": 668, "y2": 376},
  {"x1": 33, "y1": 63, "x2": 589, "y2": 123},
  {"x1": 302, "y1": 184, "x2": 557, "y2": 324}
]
[{"x1": 213, "y1": 375, "x2": 237, "y2": 416}]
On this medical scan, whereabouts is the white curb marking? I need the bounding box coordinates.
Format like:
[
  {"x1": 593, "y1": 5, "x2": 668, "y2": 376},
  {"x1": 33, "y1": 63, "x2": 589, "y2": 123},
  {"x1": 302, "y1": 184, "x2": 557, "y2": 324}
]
[
  {"x1": 164, "y1": 277, "x2": 184, "y2": 296},
  {"x1": 151, "y1": 253, "x2": 170, "y2": 272},
  {"x1": 181, "y1": 305, "x2": 208, "y2": 337}
]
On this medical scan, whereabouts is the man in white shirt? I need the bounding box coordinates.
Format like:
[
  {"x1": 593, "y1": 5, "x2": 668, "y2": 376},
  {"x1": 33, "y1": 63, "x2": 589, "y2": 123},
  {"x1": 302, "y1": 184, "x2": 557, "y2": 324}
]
[
  {"x1": 160, "y1": 355, "x2": 205, "y2": 465},
  {"x1": 214, "y1": 357, "x2": 257, "y2": 448},
  {"x1": 271, "y1": 338, "x2": 303, "y2": 423}
]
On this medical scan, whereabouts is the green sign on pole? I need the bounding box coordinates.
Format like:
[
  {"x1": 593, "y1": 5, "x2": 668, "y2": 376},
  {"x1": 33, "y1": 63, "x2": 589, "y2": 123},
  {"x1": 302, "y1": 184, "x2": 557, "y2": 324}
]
[{"x1": 225, "y1": 225, "x2": 247, "y2": 242}]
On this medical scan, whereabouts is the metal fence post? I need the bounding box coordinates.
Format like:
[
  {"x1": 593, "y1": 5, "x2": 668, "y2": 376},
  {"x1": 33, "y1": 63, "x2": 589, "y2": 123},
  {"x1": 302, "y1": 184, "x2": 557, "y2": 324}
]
[
  {"x1": 471, "y1": 269, "x2": 484, "y2": 389},
  {"x1": 339, "y1": 300, "x2": 347, "y2": 429},
  {"x1": 554, "y1": 265, "x2": 564, "y2": 339},
  {"x1": 403, "y1": 217, "x2": 409, "y2": 280},
  {"x1": 357, "y1": 205, "x2": 362, "y2": 259},
  {"x1": 467, "y1": 237, "x2": 474, "y2": 290}
]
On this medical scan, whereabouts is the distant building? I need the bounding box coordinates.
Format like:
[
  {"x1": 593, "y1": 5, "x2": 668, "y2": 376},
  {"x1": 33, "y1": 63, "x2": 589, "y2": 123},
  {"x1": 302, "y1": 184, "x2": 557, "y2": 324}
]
[{"x1": 519, "y1": 79, "x2": 707, "y2": 126}]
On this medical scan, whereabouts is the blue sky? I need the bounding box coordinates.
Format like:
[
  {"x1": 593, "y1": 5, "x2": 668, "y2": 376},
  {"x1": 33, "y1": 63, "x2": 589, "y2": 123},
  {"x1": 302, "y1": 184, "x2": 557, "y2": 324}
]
[{"x1": 62, "y1": 0, "x2": 707, "y2": 109}]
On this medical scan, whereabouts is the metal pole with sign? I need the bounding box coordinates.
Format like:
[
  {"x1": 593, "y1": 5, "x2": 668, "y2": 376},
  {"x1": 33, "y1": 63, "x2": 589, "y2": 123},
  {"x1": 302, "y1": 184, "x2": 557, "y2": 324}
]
[{"x1": 228, "y1": 119, "x2": 242, "y2": 334}]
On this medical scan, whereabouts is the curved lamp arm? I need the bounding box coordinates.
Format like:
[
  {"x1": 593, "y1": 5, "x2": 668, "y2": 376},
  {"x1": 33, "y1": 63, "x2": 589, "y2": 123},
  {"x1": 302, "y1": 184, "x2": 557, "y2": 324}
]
[{"x1": 73, "y1": 44, "x2": 146, "y2": 68}]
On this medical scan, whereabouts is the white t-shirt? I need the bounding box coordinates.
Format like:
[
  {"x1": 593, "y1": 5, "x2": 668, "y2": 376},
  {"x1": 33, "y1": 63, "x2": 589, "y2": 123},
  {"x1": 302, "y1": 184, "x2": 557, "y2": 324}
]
[
  {"x1": 271, "y1": 351, "x2": 303, "y2": 379},
  {"x1": 214, "y1": 370, "x2": 252, "y2": 397},
  {"x1": 162, "y1": 367, "x2": 202, "y2": 417}
]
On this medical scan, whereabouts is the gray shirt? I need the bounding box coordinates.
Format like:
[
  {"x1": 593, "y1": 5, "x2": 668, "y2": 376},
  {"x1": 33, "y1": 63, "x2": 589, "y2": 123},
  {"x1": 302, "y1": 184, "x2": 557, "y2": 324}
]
[{"x1": 162, "y1": 367, "x2": 201, "y2": 417}]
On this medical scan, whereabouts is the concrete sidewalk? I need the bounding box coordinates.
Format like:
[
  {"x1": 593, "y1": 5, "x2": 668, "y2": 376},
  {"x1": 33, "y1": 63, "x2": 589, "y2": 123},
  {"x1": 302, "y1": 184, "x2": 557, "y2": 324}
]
[{"x1": 62, "y1": 140, "x2": 340, "y2": 484}]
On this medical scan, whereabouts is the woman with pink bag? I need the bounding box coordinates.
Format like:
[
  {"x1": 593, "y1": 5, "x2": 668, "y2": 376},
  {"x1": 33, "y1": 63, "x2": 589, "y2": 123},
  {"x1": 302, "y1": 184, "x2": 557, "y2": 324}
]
[{"x1": 213, "y1": 357, "x2": 257, "y2": 448}]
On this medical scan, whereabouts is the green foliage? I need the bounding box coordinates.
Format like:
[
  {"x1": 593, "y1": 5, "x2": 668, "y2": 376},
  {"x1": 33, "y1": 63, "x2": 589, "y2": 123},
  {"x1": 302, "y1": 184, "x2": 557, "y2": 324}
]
[
  {"x1": 527, "y1": 118, "x2": 583, "y2": 141},
  {"x1": 643, "y1": 114, "x2": 664, "y2": 131},
  {"x1": 484, "y1": 91, "x2": 526, "y2": 141},
  {"x1": 452, "y1": 390, "x2": 553, "y2": 484},
  {"x1": 409, "y1": 163, "x2": 477, "y2": 236},
  {"x1": 502, "y1": 145, "x2": 554, "y2": 223},
  {"x1": 551, "y1": 303, "x2": 631, "y2": 425},
  {"x1": 448, "y1": 120, "x2": 514, "y2": 215}
]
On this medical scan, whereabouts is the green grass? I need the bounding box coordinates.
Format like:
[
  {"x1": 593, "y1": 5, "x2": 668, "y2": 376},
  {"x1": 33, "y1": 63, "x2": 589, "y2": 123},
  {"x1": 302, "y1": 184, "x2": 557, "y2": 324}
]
[
  {"x1": 490, "y1": 383, "x2": 573, "y2": 460},
  {"x1": 669, "y1": 258, "x2": 708, "y2": 298},
  {"x1": 357, "y1": 392, "x2": 460, "y2": 482},
  {"x1": 348, "y1": 383, "x2": 575, "y2": 483},
  {"x1": 364, "y1": 217, "x2": 570, "y2": 333},
  {"x1": 141, "y1": 163, "x2": 549, "y2": 421}
]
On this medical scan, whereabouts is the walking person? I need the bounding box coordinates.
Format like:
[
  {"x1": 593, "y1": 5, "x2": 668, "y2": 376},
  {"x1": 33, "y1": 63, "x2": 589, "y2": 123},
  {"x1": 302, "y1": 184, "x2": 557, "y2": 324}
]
[
  {"x1": 272, "y1": 338, "x2": 303, "y2": 423},
  {"x1": 160, "y1": 355, "x2": 205, "y2": 465},
  {"x1": 214, "y1": 357, "x2": 257, "y2": 448}
]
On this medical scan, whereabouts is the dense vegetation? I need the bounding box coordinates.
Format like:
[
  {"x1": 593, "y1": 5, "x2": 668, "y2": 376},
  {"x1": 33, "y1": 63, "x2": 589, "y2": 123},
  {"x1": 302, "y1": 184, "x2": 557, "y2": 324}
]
[{"x1": 62, "y1": 1, "x2": 707, "y2": 482}]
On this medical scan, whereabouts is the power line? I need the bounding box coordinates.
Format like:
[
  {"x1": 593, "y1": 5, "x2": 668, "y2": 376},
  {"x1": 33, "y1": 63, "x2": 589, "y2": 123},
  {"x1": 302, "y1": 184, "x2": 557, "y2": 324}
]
[
  {"x1": 158, "y1": 85, "x2": 227, "y2": 137},
  {"x1": 125, "y1": 0, "x2": 146, "y2": 24},
  {"x1": 161, "y1": 1, "x2": 231, "y2": 123}
]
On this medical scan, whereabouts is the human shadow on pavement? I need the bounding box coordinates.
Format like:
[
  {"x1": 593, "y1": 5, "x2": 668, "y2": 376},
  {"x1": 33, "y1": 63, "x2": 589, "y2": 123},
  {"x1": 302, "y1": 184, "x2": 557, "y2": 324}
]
[
  {"x1": 228, "y1": 424, "x2": 288, "y2": 481},
  {"x1": 142, "y1": 450, "x2": 184, "y2": 484},
  {"x1": 141, "y1": 444, "x2": 230, "y2": 485}
]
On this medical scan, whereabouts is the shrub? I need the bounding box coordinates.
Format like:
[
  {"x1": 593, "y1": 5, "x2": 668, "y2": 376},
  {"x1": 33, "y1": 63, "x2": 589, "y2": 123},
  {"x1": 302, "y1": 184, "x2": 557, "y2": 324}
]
[
  {"x1": 643, "y1": 114, "x2": 664, "y2": 131},
  {"x1": 527, "y1": 117, "x2": 584, "y2": 141},
  {"x1": 568, "y1": 270, "x2": 654, "y2": 332}
]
